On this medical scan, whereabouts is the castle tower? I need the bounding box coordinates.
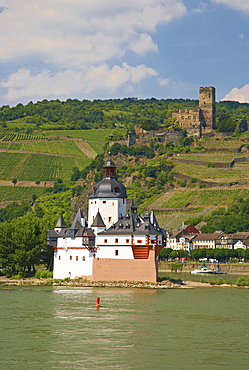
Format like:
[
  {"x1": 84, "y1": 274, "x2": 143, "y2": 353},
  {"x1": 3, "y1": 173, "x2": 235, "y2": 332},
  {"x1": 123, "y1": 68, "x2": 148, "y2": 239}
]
[
  {"x1": 88, "y1": 155, "x2": 127, "y2": 228},
  {"x1": 199, "y1": 86, "x2": 216, "y2": 129}
]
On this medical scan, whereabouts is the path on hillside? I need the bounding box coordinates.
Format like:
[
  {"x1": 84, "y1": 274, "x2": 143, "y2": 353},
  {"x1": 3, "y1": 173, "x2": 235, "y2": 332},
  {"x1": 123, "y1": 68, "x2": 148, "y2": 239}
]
[
  {"x1": 0, "y1": 180, "x2": 54, "y2": 187},
  {"x1": 0, "y1": 138, "x2": 97, "y2": 159},
  {"x1": 73, "y1": 139, "x2": 97, "y2": 158}
]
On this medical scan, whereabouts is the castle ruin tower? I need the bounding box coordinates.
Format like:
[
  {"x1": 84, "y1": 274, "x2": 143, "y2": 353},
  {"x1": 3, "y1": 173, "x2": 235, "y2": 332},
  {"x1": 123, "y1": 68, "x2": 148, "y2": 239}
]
[{"x1": 199, "y1": 86, "x2": 216, "y2": 130}]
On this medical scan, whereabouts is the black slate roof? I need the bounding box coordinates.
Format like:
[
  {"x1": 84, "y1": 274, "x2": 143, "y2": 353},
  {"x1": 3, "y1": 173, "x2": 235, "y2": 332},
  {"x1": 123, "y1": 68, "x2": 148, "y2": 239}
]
[
  {"x1": 55, "y1": 213, "x2": 67, "y2": 228},
  {"x1": 99, "y1": 212, "x2": 163, "y2": 236},
  {"x1": 91, "y1": 210, "x2": 105, "y2": 227},
  {"x1": 89, "y1": 177, "x2": 127, "y2": 199}
]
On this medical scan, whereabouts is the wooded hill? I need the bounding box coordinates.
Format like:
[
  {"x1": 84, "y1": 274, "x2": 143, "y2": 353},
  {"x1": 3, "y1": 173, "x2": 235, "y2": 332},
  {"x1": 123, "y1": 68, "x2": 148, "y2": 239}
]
[
  {"x1": 1, "y1": 98, "x2": 249, "y2": 276},
  {"x1": 0, "y1": 98, "x2": 249, "y2": 230}
]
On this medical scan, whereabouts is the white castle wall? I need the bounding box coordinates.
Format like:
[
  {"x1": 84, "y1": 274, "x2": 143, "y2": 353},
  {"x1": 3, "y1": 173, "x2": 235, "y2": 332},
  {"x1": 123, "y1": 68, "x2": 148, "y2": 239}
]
[
  {"x1": 54, "y1": 237, "x2": 94, "y2": 279},
  {"x1": 88, "y1": 198, "x2": 126, "y2": 227}
]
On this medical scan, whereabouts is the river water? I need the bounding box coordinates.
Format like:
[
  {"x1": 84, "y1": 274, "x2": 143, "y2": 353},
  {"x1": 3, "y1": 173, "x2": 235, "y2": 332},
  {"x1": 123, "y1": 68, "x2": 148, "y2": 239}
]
[{"x1": 0, "y1": 286, "x2": 248, "y2": 370}]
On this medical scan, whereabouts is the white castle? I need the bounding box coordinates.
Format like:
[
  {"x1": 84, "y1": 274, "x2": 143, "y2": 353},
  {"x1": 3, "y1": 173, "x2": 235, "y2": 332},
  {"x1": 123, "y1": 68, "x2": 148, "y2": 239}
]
[{"x1": 47, "y1": 156, "x2": 165, "y2": 282}]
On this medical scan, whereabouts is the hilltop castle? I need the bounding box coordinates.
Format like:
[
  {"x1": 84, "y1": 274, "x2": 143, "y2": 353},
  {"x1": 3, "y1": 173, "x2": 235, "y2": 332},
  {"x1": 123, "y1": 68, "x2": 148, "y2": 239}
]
[
  {"x1": 172, "y1": 86, "x2": 216, "y2": 137},
  {"x1": 47, "y1": 156, "x2": 165, "y2": 282}
]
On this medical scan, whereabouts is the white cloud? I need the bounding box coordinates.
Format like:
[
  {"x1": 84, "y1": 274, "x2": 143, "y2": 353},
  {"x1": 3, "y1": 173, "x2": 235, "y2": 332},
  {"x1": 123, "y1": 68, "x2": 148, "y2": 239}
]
[
  {"x1": 1, "y1": 64, "x2": 158, "y2": 102},
  {"x1": 0, "y1": 0, "x2": 186, "y2": 67},
  {"x1": 0, "y1": 0, "x2": 186, "y2": 103},
  {"x1": 222, "y1": 85, "x2": 249, "y2": 103},
  {"x1": 190, "y1": 2, "x2": 208, "y2": 14},
  {"x1": 212, "y1": 1, "x2": 249, "y2": 14},
  {"x1": 158, "y1": 78, "x2": 171, "y2": 86}
]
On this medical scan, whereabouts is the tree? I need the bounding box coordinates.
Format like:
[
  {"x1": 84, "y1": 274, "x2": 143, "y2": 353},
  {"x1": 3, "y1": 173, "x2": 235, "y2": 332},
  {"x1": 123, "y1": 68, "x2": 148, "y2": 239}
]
[
  {"x1": 12, "y1": 179, "x2": 17, "y2": 186},
  {"x1": 159, "y1": 248, "x2": 173, "y2": 260},
  {"x1": 141, "y1": 119, "x2": 159, "y2": 131}
]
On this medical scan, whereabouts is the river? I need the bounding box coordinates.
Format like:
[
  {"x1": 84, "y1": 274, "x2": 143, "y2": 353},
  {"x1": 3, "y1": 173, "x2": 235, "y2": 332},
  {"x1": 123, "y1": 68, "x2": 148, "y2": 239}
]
[{"x1": 0, "y1": 285, "x2": 248, "y2": 370}]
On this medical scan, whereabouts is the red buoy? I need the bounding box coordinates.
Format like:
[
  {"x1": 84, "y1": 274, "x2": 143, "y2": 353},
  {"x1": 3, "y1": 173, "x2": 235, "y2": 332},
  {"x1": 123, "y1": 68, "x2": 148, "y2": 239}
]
[{"x1": 96, "y1": 297, "x2": 101, "y2": 308}]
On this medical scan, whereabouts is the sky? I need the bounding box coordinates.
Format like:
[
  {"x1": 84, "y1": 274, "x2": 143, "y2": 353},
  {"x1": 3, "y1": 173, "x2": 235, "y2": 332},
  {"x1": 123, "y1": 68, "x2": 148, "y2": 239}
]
[{"x1": 0, "y1": 0, "x2": 248, "y2": 107}]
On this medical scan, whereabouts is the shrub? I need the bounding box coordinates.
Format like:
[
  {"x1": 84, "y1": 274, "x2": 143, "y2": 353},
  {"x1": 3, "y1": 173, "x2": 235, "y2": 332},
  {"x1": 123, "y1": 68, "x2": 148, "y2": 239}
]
[
  {"x1": 35, "y1": 269, "x2": 53, "y2": 279},
  {"x1": 207, "y1": 162, "x2": 215, "y2": 168},
  {"x1": 236, "y1": 277, "x2": 249, "y2": 286}
]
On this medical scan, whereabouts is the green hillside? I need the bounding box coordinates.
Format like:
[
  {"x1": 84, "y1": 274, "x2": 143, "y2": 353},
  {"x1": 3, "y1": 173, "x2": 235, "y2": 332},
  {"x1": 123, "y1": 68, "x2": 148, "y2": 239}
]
[{"x1": 1, "y1": 98, "x2": 249, "y2": 231}]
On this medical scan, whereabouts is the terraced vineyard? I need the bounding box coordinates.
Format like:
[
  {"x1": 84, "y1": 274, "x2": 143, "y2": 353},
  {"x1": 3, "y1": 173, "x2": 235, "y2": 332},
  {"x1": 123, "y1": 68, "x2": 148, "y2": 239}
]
[
  {"x1": 0, "y1": 132, "x2": 50, "y2": 141},
  {"x1": 0, "y1": 186, "x2": 48, "y2": 202},
  {"x1": 0, "y1": 140, "x2": 86, "y2": 157},
  {"x1": 150, "y1": 188, "x2": 249, "y2": 229},
  {"x1": 0, "y1": 152, "x2": 92, "y2": 181},
  {"x1": 173, "y1": 161, "x2": 249, "y2": 183}
]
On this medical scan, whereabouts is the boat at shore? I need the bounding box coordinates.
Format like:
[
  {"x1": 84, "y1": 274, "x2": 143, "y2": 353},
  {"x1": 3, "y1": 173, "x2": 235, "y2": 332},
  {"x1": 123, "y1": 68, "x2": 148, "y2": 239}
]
[
  {"x1": 191, "y1": 266, "x2": 216, "y2": 274},
  {"x1": 190, "y1": 266, "x2": 227, "y2": 274}
]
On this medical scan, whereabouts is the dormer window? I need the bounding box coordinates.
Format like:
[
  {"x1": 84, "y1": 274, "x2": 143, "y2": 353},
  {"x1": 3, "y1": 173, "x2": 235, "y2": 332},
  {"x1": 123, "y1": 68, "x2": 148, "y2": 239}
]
[
  {"x1": 93, "y1": 187, "x2": 97, "y2": 194},
  {"x1": 114, "y1": 187, "x2": 120, "y2": 192},
  {"x1": 118, "y1": 224, "x2": 123, "y2": 229},
  {"x1": 125, "y1": 224, "x2": 130, "y2": 229}
]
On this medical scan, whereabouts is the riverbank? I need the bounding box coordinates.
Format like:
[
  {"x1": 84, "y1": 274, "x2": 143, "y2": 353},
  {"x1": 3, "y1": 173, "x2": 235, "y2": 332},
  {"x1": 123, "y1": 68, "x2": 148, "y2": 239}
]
[
  {"x1": 158, "y1": 262, "x2": 249, "y2": 275},
  {"x1": 0, "y1": 276, "x2": 248, "y2": 289}
]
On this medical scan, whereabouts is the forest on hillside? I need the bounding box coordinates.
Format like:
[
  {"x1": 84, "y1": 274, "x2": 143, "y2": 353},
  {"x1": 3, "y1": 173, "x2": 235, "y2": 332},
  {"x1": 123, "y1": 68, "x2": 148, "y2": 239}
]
[{"x1": 0, "y1": 98, "x2": 249, "y2": 133}]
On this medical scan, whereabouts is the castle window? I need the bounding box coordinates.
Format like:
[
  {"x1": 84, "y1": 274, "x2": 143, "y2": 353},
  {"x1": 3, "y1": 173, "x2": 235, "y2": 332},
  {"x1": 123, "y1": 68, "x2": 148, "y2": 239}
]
[
  {"x1": 103, "y1": 201, "x2": 106, "y2": 204},
  {"x1": 76, "y1": 256, "x2": 78, "y2": 261},
  {"x1": 59, "y1": 256, "x2": 61, "y2": 260},
  {"x1": 104, "y1": 239, "x2": 107, "y2": 243},
  {"x1": 112, "y1": 202, "x2": 114, "y2": 206},
  {"x1": 115, "y1": 250, "x2": 119, "y2": 256},
  {"x1": 137, "y1": 240, "x2": 142, "y2": 243},
  {"x1": 115, "y1": 238, "x2": 118, "y2": 243},
  {"x1": 114, "y1": 187, "x2": 120, "y2": 192},
  {"x1": 70, "y1": 256, "x2": 72, "y2": 260},
  {"x1": 82, "y1": 256, "x2": 85, "y2": 261},
  {"x1": 108, "y1": 217, "x2": 112, "y2": 222},
  {"x1": 126, "y1": 239, "x2": 129, "y2": 243},
  {"x1": 93, "y1": 187, "x2": 97, "y2": 194},
  {"x1": 193, "y1": 116, "x2": 196, "y2": 120}
]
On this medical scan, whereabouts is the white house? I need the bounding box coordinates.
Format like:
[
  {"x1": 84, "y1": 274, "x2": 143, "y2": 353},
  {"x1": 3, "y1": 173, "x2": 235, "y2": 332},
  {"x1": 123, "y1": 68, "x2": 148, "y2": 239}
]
[{"x1": 47, "y1": 156, "x2": 165, "y2": 282}]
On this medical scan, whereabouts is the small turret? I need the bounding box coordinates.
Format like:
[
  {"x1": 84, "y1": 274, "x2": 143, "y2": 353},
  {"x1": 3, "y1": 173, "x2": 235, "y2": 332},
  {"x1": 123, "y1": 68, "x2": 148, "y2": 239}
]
[
  {"x1": 129, "y1": 199, "x2": 138, "y2": 214},
  {"x1": 54, "y1": 213, "x2": 67, "y2": 233},
  {"x1": 71, "y1": 209, "x2": 87, "y2": 229}
]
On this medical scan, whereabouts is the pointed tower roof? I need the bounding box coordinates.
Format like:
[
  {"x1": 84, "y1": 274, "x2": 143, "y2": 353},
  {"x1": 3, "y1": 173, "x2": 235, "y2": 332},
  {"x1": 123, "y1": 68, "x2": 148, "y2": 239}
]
[
  {"x1": 91, "y1": 210, "x2": 105, "y2": 228},
  {"x1": 71, "y1": 208, "x2": 86, "y2": 229},
  {"x1": 71, "y1": 220, "x2": 83, "y2": 230},
  {"x1": 55, "y1": 213, "x2": 67, "y2": 228},
  {"x1": 129, "y1": 199, "x2": 138, "y2": 213},
  {"x1": 150, "y1": 211, "x2": 159, "y2": 228}
]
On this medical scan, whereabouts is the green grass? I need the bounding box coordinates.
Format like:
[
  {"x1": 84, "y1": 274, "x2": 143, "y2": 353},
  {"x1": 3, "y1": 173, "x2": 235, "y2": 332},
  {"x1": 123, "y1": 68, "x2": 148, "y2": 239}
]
[
  {"x1": 0, "y1": 186, "x2": 49, "y2": 201},
  {"x1": 43, "y1": 129, "x2": 110, "y2": 142}
]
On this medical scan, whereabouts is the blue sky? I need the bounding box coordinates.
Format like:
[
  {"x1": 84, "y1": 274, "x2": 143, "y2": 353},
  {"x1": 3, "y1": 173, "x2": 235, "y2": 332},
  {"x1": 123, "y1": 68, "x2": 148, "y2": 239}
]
[{"x1": 0, "y1": 0, "x2": 248, "y2": 106}]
